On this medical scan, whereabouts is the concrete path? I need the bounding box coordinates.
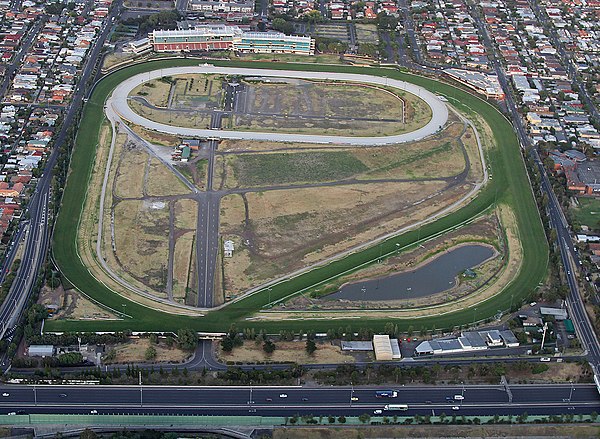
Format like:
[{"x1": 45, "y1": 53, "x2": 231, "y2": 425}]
[{"x1": 109, "y1": 65, "x2": 449, "y2": 146}]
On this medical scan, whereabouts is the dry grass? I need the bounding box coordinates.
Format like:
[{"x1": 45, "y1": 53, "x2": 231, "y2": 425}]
[
  {"x1": 129, "y1": 100, "x2": 212, "y2": 129},
  {"x1": 220, "y1": 181, "x2": 472, "y2": 293},
  {"x1": 107, "y1": 337, "x2": 190, "y2": 364},
  {"x1": 218, "y1": 340, "x2": 354, "y2": 364},
  {"x1": 273, "y1": 425, "x2": 600, "y2": 439},
  {"x1": 221, "y1": 239, "x2": 252, "y2": 300},
  {"x1": 131, "y1": 79, "x2": 172, "y2": 107},
  {"x1": 172, "y1": 231, "x2": 195, "y2": 303},
  {"x1": 128, "y1": 124, "x2": 181, "y2": 147},
  {"x1": 114, "y1": 141, "x2": 148, "y2": 199},
  {"x1": 113, "y1": 199, "x2": 170, "y2": 291},
  {"x1": 174, "y1": 198, "x2": 197, "y2": 230},
  {"x1": 461, "y1": 124, "x2": 484, "y2": 181},
  {"x1": 145, "y1": 157, "x2": 191, "y2": 197},
  {"x1": 253, "y1": 204, "x2": 523, "y2": 321},
  {"x1": 219, "y1": 194, "x2": 247, "y2": 228},
  {"x1": 60, "y1": 290, "x2": 119, "y2": 321},
  {"x1": 219, "y1": 139, "x2": 348, "y2": 152}
]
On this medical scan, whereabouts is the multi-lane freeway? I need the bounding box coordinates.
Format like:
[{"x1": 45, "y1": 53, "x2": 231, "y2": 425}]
[{"x1": 0, "y1": 383, "x2": 598, "y2": 417}]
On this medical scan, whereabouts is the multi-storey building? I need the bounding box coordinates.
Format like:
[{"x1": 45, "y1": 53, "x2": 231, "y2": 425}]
[{"x1": 150, "y1": 25, "x2": 315, "y2": 55}]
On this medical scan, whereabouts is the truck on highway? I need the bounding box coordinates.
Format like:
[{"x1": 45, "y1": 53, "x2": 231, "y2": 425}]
[
  {"x1": 384, "y1": 404, "x2": 409, "y2": 411},
  {"x1": 376, "y1": 390, "x2": 398, "y2": 398}
]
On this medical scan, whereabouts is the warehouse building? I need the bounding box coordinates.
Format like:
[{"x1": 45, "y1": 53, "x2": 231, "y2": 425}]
[
  {"x1": 373, "y1": 334, "x2": 402, "y2": 361},
  {"x1": 150, "y1": 25, "x2": 314, "y2": 55}
]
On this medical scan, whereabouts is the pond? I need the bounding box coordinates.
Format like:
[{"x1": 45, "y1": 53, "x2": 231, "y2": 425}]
[{"x1": 326, "y1": 244, "x2": 496, "y2": 302}]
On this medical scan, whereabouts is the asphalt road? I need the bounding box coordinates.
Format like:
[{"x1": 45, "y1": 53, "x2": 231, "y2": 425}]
[
  {"x1": 110, "y1": 66, "x2": 449, "y2": 146},
  {"x1": 0, "y1": 2, "x2": 121, "y2": 348},
  {"x1": 0, "y1": 383, "x2": 598, "y2": 417}
]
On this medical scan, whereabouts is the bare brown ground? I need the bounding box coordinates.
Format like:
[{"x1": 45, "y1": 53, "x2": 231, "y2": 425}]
[
  {"x1": 145, "y1": 157, "x2": 191, "y2": 197},
  {"x1": 217, "y1": 340, "x2": 355, "y2": 365},
  {"x1": 106, "y1": 338, "x2": 190, "y2": 364},
  {"x1": 172, "y1": 231, "x2": 194, "y2": 303}
]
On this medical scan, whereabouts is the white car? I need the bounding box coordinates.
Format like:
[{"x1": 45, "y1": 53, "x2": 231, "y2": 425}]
[
  {"x1": 1, "y1": 393, "x2": 8, "y2": 397},
  {"x1": 279, "y1": 393, "x2": 288, "y2": 398},
  {"x1": 374, "y1": 409, "x2": 383, "y2": 414},
  {"x1": 540, "y1": 357, "x2": 551, "y2": 362},
  {"x1": 452, "y1": 406, "x2": 460, "y2": 411},
  {"x1": 90, "y1": 410, "x2": 98, "y2": 414}
]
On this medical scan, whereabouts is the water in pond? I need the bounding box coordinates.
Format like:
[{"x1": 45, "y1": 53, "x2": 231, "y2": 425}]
[{"x1": 327, "y1": 244, "x2": 495, "y2": 302}]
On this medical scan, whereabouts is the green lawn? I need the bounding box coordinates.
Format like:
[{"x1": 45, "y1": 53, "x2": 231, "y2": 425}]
[
  {"x1": 573, "y1": 197, "x2": 600, "y2": 229},
  {"x1": 46, "y1": 59, "x2": 548, "y2": 333},
  {"x1": 230, "y1": 151, "x2": 367, "y2": 186}
]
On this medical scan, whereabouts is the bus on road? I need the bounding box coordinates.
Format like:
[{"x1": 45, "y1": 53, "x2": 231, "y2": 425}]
[{"x1": 384, "y1": 404, "x2": 409, "y2": 411}]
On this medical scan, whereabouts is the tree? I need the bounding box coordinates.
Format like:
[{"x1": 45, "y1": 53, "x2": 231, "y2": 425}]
[
  {"x1": 328, "y1": 415, "x2": 335, "y2": 423},
  {"x1": 263, "y1": 340, "x2": 276, "y2": 354},
  {"x1": 145, "y1": 346, "x2": 157, "y2": 361},
  {"x1": 338, "y1": 415, "x2": 346, "y2": 423},
  {"x1": 80, "y1": 429, "x2": 98, "y2": 439},
  {"x1": 305, "y1": 339, "x2": 317, "y2": 355},
  {"x1": 177, "y1": 328, "x2": 198, "y2": 351},
  {"x1": 272, "y1": 18, "x2": 295, "y2": 35},
  {"x1": 221, "y1": 337, "x2": 234, "y2": 352},
  {"x1": 358, "y1": 413, "x2": 371, "y2": 424}
]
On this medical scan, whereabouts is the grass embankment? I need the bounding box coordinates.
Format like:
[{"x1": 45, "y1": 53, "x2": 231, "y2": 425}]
[{"x1": 48, "y1": 59, "x2": 548, "y2": 333}]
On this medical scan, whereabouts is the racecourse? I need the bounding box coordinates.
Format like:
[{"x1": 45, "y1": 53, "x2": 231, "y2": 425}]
[
  {"x1": 110, "y1": 65, "x2": 448, "y2": 145},
  {"x1": 48, "y1": 58, "x2": 548, "y2": 333}
]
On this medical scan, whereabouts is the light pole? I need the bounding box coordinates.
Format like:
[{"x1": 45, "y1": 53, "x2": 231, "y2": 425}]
[
  {"x1": 350, "y1": 382, "x2": 354, "y2": 407},
  {"x1": 33, "y1": 384, "x2": 37, "y2": 406},
  {"x1": 461, "y1": 381, "x2": 465, "y2": 406},
  {"x1": 139, "y1": 370, "x2": 143, "y2": 407},
  {"x1": 569, "y1": 381, "x2": 575, "y2": 404}
]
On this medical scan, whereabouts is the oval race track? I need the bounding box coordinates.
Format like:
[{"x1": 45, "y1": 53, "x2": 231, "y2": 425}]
[{"x1": 109, "y1": 65, "x2": 449, "y2": 146}]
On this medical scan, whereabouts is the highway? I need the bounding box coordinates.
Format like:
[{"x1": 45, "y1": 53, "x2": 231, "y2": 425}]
[
  {"x1": 0, "y1": 383, "x2": 598, "y2": 417},
  {"x1": 0, "y1": 2, "x2": 122, "y2": 348},
  {"x1": 467, "y1": 0, "x2": 600, "y2": 386},
  {"x1": 109, "y1": 65, "x2": 449, "y2": 146}
]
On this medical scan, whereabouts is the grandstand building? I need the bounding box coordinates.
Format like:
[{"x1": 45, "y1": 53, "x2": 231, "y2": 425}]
[{"x1": 150, "y1": 25, "x2": 314, "y2": 55}]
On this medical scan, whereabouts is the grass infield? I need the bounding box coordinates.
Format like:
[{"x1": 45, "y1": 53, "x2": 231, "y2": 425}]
[{"x1": 47, "y1": 58, "x2": 548, "y2": 333}]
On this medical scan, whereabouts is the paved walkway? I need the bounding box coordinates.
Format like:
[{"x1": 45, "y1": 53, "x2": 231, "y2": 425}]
[{"x1": 109, "y1": 65, "x2": 449, "y2": 146}]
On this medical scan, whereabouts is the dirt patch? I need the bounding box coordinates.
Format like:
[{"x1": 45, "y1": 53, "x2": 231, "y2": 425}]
[
  {"x1": 39, "y1": 286, "x2": 119, "y2": 321},
  {"x1": 217, "y1": 340, "x2": 355, "y2": 365},
  {"x1": 105, "y1": 337, "x2": 191, "y2": 364}
]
